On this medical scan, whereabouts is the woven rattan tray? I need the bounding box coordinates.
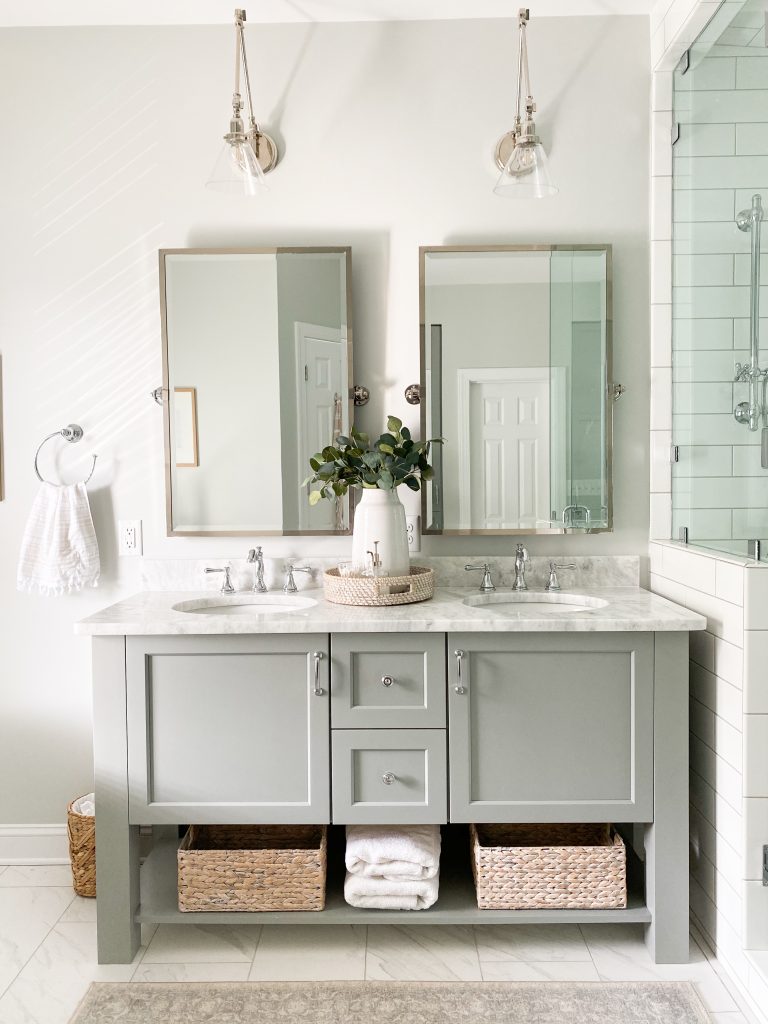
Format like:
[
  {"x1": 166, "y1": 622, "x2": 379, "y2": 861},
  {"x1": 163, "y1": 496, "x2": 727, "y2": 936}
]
[
  {"x1": 178, "y1": 824, "x2": 327, "y2": 913},
  {"x1": 471, "y1": 823, "x2": 627, "y2": 911},
  {"x1": 323, "y1": 566, "x2": 435, "y2": 606}
]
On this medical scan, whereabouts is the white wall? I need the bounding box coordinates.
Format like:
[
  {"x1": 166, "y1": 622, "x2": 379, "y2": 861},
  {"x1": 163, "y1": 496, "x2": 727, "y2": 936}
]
[{"x1": 0, "y1": 16, "x2": 650, "y2": 827}]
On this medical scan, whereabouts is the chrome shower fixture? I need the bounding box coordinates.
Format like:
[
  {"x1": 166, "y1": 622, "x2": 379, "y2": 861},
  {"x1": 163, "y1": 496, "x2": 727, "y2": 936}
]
[
  {"x1": 734, "y1": 194, "x2": 765, "y2": 437},
  {"x1": 206, "y1": 8, "x2": 279, "y2": 196},
  {"x1": 493, "y1": 8, "x2": 557, "y2": 199}
]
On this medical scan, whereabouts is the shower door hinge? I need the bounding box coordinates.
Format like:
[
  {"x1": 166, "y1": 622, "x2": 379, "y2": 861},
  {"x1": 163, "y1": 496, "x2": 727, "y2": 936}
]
[
  {"x1": 678, "y1": 49, "x2": 690, "y2": 75},
  {"x1": 671, "y1": 122, "x2": 681, "y2": 146},
  {"x1": 671, "y1": 444, "x2": 680, "y2": 463},
  {"x1": 678, "y1": 526, "x2": 689, "y2": 544},
  {"x1": 763, "y1": 845, "x2": 768, "y2": 885}
]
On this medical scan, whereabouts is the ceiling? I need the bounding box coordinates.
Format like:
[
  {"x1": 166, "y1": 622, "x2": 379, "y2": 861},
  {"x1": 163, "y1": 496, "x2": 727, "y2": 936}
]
[{"x1": 0, "y1": 0, "x2": 654, "y2": 27}]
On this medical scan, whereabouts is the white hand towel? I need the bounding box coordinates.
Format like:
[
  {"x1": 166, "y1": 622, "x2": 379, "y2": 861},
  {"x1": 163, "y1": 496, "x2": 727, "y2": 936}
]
[
  {"x1": 345, "y1": 825, "x2": 441, "y2": 880},
  {"x1": 344, "y1": 870, "x2": 439, "y2": 911},
  {"x1": 17, "y1": 482, "x2": 100, "y2": 596}
]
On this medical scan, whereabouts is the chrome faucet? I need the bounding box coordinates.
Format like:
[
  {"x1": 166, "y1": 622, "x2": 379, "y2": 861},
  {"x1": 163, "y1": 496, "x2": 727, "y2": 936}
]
[
  {"x1": 284, "y1": 563, "x2": 311, "y2": 594},
  {"x1": 563, "y1": 504, "x2": 592, "y2": 529},
  {"x1": 513, "y1": 544, "x2": 529, "y2": 591},
  {"x1": 465, "y1": 563, "x2": 496, "y2": 592},
  {"x1": 204, "y1": 565, "x2": 235, "y2": 594},
  {"x1": 545, "y1": 562, "x2": 577, "y2": 592},
  {"x1": 247, "y1": 546, "x2": 267, "y2": 593}
]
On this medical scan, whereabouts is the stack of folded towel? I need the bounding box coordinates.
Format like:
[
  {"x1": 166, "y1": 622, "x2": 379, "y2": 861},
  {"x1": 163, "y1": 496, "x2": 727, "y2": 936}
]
[{"x1": 343, "y1": 824, "x2": 440, "y2": 910}]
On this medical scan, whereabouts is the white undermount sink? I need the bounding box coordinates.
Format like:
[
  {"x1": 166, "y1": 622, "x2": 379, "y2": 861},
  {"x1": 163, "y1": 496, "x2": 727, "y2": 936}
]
[
  {"x1": 172, "y1": 594, "x2": 318, "y2": 617},
  {"x1": 463, "y1": 591, "x2": 608, "y2": 614}
]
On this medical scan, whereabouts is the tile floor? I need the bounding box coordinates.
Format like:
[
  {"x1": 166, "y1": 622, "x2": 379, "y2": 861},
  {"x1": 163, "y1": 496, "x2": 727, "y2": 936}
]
[{"x1": 0, "y1": 865, "x2": 760, "y2": 1024}]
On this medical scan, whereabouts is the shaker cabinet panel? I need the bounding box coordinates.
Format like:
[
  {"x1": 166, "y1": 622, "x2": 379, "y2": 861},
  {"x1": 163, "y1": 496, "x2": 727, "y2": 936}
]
[
  {"x1": 330, "y1": 633, "x2": 446, "y2": 729},
  {"x1": 331, "y1": 728, "x2": 447, "y2": 824},
  {"x1": 448, "y1": 632, "x2": 654, "y2": 823},
  {"x1": 126, "y1": 635, "x2": 330, "y2": 824}
]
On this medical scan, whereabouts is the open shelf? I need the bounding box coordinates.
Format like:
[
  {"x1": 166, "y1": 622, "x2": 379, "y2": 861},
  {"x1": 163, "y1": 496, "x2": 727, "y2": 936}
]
[{"x1": 136, "y1": 829, "x2": 651, "y2": 927}]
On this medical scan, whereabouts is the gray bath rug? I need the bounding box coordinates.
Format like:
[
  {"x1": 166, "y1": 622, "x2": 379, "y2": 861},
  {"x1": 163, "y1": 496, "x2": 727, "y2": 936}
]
[{"x1": 69, "y1": 980, "x2": 710, "y2": 1023}]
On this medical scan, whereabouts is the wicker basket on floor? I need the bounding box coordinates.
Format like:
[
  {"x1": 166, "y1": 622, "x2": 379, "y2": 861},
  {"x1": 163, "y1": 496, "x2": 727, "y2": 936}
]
[
  {"x1": 471, "y1": 823, "x2": 627, "y2": 911},
  {"x1": 178, "y1": 824, "x2": 327, "y2": 913},
  {"x1": 67, "y1": 796, "x2": 96, "y2": 898}
]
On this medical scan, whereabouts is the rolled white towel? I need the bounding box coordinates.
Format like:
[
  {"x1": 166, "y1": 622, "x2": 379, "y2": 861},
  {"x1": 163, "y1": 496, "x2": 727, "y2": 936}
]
[
  {"x1": 344, "y1": 870, "x2": 439, "y2": 910},
  {"x1": 345, "y1": 824, "x2": 440, "y2": 881}
]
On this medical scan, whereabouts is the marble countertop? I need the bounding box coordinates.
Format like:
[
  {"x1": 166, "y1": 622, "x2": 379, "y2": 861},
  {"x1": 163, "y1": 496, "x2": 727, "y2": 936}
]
[{"x1": 75, "y1": 586, "x2": 706, "y2": 635}]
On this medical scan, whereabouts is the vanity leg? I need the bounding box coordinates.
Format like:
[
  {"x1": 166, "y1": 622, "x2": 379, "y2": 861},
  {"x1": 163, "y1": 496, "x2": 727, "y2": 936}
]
[
  {"x1": 644, "y1": 632, "x2": 690, "y2": 964},
  {"x1": 93, "y1": 637, "x2": 141, "y2": 965}
]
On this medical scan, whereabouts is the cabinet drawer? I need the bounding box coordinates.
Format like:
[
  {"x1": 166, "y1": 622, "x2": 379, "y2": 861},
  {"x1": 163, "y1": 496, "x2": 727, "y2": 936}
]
[
  {"x1": 331, "y1": 729, "x2": 447, "y2": 824},
  {"x1": 330, "y1": 633, "x2": 446, "y2": 729}
]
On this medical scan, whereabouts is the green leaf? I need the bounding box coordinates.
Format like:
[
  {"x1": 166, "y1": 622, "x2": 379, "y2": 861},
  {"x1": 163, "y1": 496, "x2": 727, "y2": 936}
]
[
  {"x1": 378, "y1": 433, "x2": 397, "y2": 448},
  {"x1": 401, "y1": 426, "x2": 411, "y2": 441},
  {"x1": 378, "y1": 443, "x2": 394, "y2": 455},
  {"x1": 421, "y1": 466, "x2": 434, "y2": 481},
  {"x1": 322, "y1": 446, "x2": 340, "y2": 462},
  {"x1": 378, "y1": 469, "x2": 394, "y2": 489},
  {"x1": 332, "y1": 480, "x2": 347, "y2": 496},
  {"x1": 309, "y1": 490, "x2": 323, "y2": 505},
  {"x1": 362, "y1": 452, "x2": 381, "y2": 470},
  {"x1": 404, "y1": 476, "x2": 421, "y2": 491},
  {"x1": 335, "y1": 435, "x2": 350, "y2": 447},
  {"x1": 387, "y1": 415, "x2": 403, "y2": 434},
  {"x1": 309, "y1": 457, "x2": 321, "y2": 472}
]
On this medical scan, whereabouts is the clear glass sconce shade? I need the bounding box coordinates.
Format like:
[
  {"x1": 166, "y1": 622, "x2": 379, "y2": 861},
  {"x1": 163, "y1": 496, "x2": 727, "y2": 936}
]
[
  {"x1": 206, "y1": 138, "x2": 268, "y2": 196},
  {"x1": 494, "y1": 141, "x2": 558, "y2": 199}
]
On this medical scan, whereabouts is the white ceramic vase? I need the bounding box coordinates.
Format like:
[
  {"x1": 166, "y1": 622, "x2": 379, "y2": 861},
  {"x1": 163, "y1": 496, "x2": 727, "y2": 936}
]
[{"x1": 352, "y1": 488, "x2": 410, "y2": 577}]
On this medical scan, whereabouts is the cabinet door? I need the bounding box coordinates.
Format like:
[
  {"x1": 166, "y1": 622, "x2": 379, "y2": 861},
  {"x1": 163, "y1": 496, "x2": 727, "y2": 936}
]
[
  {"x1": 332, "y1": 728, "x2": 447, "y2": 824},
  {"x1": 448, "y1": 632, "x2": 654, "y2": 823},
  {"x1": 330, "y1": 633, "x2": 446, "y2": 729},
  {"x1": 126, "y1": 635, "x2": 329, "y2": 825}
]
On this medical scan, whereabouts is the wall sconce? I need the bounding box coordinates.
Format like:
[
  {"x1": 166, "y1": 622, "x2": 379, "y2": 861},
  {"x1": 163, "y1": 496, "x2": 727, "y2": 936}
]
[
  {"x1": 494, "y1": 9, "x2": 557, "y2": 199},
  {"x1": 206, "y1": 8, "x2": 279, "y2": 196}
]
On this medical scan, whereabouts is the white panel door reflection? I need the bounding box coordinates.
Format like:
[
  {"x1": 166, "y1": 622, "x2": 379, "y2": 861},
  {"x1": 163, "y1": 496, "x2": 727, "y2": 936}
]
[{"x1": 459, "y1": 368, "x2": 551, "y2": 530}]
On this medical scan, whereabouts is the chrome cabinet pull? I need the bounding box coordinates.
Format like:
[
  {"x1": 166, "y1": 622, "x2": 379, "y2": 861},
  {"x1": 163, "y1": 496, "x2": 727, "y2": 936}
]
[
  {"x1": 454, "y1": 649, "x2": 466, "y2": 694},
  {"x1": 382, "y1": 772, "x2": 396, "y2": 785},
  {"x1": 381, "y1": 675, "x2": 394, "y2": 687},
  {"x1": 312, "y1": 651, "x2": 325, "y2": 696}
]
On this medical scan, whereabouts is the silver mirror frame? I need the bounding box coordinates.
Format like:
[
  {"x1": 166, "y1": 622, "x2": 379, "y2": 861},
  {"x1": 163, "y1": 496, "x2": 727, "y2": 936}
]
[
  {"x1": 158, "y1": 246, "x2": 355, "y2": 538},
  {"x1": 419, "y1": 243, "x2": 614, "y2": 536}
]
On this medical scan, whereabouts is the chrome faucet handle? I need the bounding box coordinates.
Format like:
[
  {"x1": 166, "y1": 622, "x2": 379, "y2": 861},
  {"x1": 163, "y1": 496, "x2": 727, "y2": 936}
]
[
  {"x1": 204, "y1": 565, "x2": 235, "y2": 594},
  {"x1": 247, "y1": 546, "x2": 268, "y2": 593},
  {"x1": 513, "y1": 544, "x2": 529, "y2": 591},
  {"x1": 545, "y1": 562, "x2": 577, "y2": 592},
  {"x1": 284, "y1": 563, "x2": 311, "y2": 594},
  {"x1": 465, "y1": 563, "x2": 496, "y2": 593}
]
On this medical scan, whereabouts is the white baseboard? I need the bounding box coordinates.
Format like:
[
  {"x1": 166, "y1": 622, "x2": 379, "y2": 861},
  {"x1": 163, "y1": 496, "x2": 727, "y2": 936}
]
[{"x1": 0, "y1": 825, "x2": 69, "y2": 865}]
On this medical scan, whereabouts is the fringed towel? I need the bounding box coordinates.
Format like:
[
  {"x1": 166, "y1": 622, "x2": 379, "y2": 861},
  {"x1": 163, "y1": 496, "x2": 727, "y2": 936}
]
[{"x1": 17, "y1": 481, "x2": 100, "y2": 596}]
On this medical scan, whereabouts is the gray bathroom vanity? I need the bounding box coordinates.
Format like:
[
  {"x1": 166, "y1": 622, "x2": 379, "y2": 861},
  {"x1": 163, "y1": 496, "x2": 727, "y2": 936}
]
[{"x1": 78, "y1": 585, "x2": 704, "y2": 967}]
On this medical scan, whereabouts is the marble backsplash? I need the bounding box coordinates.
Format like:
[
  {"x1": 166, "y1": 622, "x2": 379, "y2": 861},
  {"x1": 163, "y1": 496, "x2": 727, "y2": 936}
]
[{"x1": 140, "y1": 554, "x2": 640, "y2": 593}]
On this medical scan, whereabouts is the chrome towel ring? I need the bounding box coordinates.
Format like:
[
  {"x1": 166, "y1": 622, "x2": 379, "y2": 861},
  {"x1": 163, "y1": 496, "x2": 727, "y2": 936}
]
[{"x1": 34, "y1": 424, "x2": 97, "y2": 485}]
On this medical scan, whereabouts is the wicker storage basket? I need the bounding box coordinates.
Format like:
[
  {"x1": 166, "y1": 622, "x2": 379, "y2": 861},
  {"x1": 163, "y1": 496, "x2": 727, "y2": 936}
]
[
  {"x1": 324, "y1": 566, "x2": 435, "y2": 606},
  {"x1": 178, "y1": 824, "x2": 327, "y2": 913},
  {"x1": 67, "y1": 794, "x2": 96, "y2": 898},
  {"x1": 471, "y1": 823, "x2": 627, "y2": 911}
]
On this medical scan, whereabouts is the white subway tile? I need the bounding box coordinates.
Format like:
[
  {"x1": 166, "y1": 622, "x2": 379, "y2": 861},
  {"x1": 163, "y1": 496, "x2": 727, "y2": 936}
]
[
  {"x1": 690, "y1": 804, "x2": 741, "y2": 886},
  {"x1": 677, "y1": 91, "x2": 768, "y2": 126},
  {"x1": 676, "y1": 55, "x2": 736, "y2": 91},
  {"x1": 662, "y1": 544, "x2": 717, "y2": 593},
  {"x1": 651, "y1": 22, "x2": 666, "y2": 70},
  {"x1": 674, "y1": 123, "x2": 736, "y2": 157},
  {"x1": 714, "y1": 636, "x2": 743, "y2": 689},
  {"x1": 681, "y1": 588, "x2": 744, "y2": 646},
  {"x1": 744, "y1": 630, "x2": 768, "y2": 712},
  {"x1": 743, "y1": 797, "x2": 768, "y2": 880},
  {"x1": 673, "y1": 189, "x2": 735, "y2": 224},
  {"x1": 673, "y1": 348, "x2": 745, "y2": 382},
  {"x1": 734, "y1": 316, "x2": 768, "y2": 347},
  {"x1": 650, "y1": 494, "x2": 673, "y2": 541},
  {"x1": 732, "y1": 508, "x2": 768, "y2": 540},
  {"x1": 652, "y1": 70, "x2": 673, "y2": 112},
  {"x1": 651, "y1": 430, "x2": 673, "y2": 493},
  {"x1": 744, "y1": 565, "x2": 768, "y2": 629},
  {"x1": 743, "y1": 881, "x2": 768, "y2": 947},
  {"x1": 716, "y1": 559, "x2": 745, "y2": 605},
  {"x1": 672, "y1": 507, "x2": 733, "y2": 541},
  {"x1": 651, "y1": 240, "x2": 673, "y2": 304},
  {"x1": 679, "y1": 476, "x2": 768, "y2": 510},
  {"x1": 675, "y1": 155, "x2": 768, "y2": 189},
  {"x1": 674, "y1": 220, "x2": 764, "y2": 255},
  {"x1": 652, "y1": 176, "x2": 672, "y2": 242},
  {"x1": 747, "y1": 951, "x2": 768, "y2": 1006},
  {"x1": 744, "y1": 715, "x2": 768, "y2": 796},
  {"x1": 673, "y1": 445, "x2": 733, "y2": 478},
  {"x1": 690, "y1": 627, "x2": 715, "y2": 671},
  {"x1": 672, "y1": 412, "x2": 749, "y2": 446},
  {"x1": 650, "y1": 569, "x2": 688, "y2": 605},
  {"x1": 674, "y1": 285, "x2": 762, "y2": 319},
  {"x1": 732, "y1": 444, "x2": 765, "y2": 477},
  {"x1": 651, "y1": 303, "x2": 672, "y2": 366},
  {"x1": 736, "y1": 55, "x2": 768, "y2": 90},
  {"x1": 649, "y1": 542, "x2": 665, "y2": 576},
  {"x1": 652, "y1": 111, "x2": 673, "y2": 177},
  {"x1": 673, "y1": 381, "x2": 732, "y2": 415},
  {"x1": 673, "y1": 254, "x2": 734, "y2": 288},
  {"x1": 715, "y1": 714, "x2": 743, "y2": 771},
  {"x1": 692, "y1": 697, "x2": 716, "y2": 747},
  {"x1": 735, "y1": 123, "x2": 768, "y2": 156},
  {"x1": 651, "y1": 366, "x2": 673, "y2": 430}
]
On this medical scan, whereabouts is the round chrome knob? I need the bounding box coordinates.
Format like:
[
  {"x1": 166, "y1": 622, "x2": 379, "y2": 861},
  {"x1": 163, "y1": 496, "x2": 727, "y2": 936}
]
[
  {"x1": 381, "y1": 675, "x2": 394, "y2": 687},
  {"x1": 382, "y1": 772, "x2": 396, "y2": 786}
]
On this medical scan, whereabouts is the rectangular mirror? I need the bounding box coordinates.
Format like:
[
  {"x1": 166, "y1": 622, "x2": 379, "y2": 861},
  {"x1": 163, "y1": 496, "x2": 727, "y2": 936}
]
[
  {"x1": 421, "y1": 245, "x2": 612, "y2": 535},
  {"x1": 160, "y1": 247, "x2": 353, "y2": 536}
]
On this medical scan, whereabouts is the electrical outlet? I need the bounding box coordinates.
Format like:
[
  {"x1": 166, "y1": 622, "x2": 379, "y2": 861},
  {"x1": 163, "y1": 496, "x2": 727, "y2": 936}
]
[
  {"x1": 118, "y1": 519, "x2": 142, "y2": 557},
  {"x1": 406, "y1": 514, "x2": 421, "y2": 553}
]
